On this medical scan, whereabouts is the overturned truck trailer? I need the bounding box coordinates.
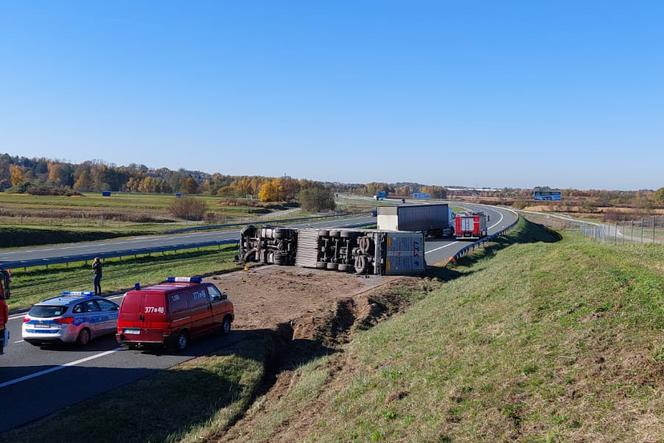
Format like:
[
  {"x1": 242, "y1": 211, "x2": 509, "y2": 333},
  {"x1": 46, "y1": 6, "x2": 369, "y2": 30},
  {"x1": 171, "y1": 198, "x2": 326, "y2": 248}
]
[{"x1": 238, "y1": 226, "x2": 425, "y2": 276}]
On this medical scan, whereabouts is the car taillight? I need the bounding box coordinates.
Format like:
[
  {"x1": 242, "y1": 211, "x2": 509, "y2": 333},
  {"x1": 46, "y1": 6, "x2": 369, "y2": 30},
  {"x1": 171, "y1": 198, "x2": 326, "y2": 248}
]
[
  {"x1": 23, "y1": 316, "x2": 30, "y2": 323},
  {"x1": 54, "y1": 317, "x2": 74, "y2": 324}
]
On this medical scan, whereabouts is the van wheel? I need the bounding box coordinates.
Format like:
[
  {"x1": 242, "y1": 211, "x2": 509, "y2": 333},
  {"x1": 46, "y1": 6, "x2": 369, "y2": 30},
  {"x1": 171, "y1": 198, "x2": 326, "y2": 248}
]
[
  {"x1": 176, "y1": 331, "x2": 188, "y2": 351},
  {"x1": 77, "y1": 328, "x2": 91, "y2": 346},
  {"x1": 222, "y1": 316, "x2": 232, "y2": 335}
]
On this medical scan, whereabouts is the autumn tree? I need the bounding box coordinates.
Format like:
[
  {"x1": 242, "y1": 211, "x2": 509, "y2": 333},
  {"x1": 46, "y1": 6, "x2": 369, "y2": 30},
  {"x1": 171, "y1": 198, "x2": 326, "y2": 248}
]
[
  {"x1": 46, "y1": 162, "x2": 73, "y2": 186},
  {"x1": 73, "y1": 168, "x2": 93, "y2": 191},
  {"x1": 181, "y1": 176, "x2": 198, "y2": 194},
  {"x1": 9, "y1": 165, "x2": 25, "y2": 186},
  {"x1": 258, "y1": 180, "x2": 280, "y2": 202}
]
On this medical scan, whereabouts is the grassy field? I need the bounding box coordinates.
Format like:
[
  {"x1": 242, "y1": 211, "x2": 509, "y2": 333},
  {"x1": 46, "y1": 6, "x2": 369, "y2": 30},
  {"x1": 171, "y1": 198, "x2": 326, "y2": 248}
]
[
  {"x1": 0, "y1": 192, "x2": 271, "y2": 237},
  {"x1": 218, "y1": 218, "x2": 664, "y2": 442},
  {"x1": 6, "y1": 245, "x2": 239, "y2": 312},
  {"x1": 0, "y1": 192, "x2": 359, "y2": 248}
]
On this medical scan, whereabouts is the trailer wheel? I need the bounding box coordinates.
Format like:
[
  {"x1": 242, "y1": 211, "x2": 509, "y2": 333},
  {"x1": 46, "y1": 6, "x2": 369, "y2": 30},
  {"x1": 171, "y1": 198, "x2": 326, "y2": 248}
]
[
  {"x1": 326, "y1": 262, "x2": 339, "y2": 270},
  {"x1": 358, "y1": 237, "x2": 372, "y2": 253},
  {"x1": 315, "y1": 261, "x2": 326, "y2": 269},
  {"x1": 354, "y1": 255, "x2": 368, "y2": 274}
]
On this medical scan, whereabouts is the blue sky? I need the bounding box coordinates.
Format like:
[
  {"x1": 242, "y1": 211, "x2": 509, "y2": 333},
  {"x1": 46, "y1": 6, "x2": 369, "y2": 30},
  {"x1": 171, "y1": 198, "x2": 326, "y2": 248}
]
[{"x1": 1, "y1": 1, "x2": 662, "y2": 189}]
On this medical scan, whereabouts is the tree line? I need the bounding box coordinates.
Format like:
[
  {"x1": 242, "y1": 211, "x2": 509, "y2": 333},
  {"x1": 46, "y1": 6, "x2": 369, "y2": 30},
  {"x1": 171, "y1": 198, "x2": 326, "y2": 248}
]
[{"x1": 0, "y1": 153, "x2": 450, "y2": 203}]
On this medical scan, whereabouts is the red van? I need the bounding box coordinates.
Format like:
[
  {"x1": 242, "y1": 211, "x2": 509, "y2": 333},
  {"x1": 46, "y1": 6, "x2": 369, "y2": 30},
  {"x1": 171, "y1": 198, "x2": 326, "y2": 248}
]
[{"x1": 116, "y1": 277, "x2": 234, "y2": 351}]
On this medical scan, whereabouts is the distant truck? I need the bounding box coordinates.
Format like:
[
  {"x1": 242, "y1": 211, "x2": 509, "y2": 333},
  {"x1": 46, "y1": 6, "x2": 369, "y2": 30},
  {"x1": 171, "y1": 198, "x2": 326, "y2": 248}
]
[
  {"x1": 238, "y1": 226, "x2": 425, "y2": 275},
  {"x1": 377, "y1": 204, "x2": 454, "y2": 238},
  {"x1": 454, "y1": 212, "x2": 488, "y2": 240},
  {"x1": 373, "y1": 191, "x2": 388, "y2": 200}
]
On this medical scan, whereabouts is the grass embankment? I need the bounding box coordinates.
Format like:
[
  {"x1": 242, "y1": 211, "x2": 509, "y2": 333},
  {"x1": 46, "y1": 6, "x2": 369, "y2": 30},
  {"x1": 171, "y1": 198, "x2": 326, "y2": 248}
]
[
  {"x1": 0, "y1": 332, "x2": 274, "y2": 443},
  {"x1": 7, "y1": 245, "x2": 238, "y2": 311},
  {"x1": 221, "y1": 218, "x2": 664, "y2": 442},
  {"x1": 0, "y1": 226, "x2": 143, "y2": 248}
]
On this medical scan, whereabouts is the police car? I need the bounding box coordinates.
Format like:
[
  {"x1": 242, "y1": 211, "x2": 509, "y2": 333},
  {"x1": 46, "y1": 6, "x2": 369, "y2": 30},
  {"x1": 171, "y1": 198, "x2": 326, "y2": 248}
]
[{"x1": 22, "y1": 291, "x2": 119, "y2": 346}]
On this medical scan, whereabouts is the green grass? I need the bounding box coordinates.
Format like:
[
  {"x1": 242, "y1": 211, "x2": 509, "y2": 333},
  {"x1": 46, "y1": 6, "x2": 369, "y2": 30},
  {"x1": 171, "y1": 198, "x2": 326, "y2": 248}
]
[
  {"x1": 0, "y1": 332, "x2": 273, "y2": 443},
  {"x1": 0, "y1": 225, "x2": 147, "y2": 248},
  {"x1": 223, "y1": 217, "x2": 664, "y2": 442},
  {"x1": 7, "y1": 245, "x2": 239, "y2": 312},
  {"x1": 0, "y1": 192, "x2": 245, "y2": 212}
]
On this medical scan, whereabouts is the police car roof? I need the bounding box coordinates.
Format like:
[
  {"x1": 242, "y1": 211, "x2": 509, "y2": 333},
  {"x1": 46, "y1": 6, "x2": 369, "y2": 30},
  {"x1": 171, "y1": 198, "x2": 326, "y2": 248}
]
[{"x1": 38, "y1": 295, "x2": 98, "y2": 306}]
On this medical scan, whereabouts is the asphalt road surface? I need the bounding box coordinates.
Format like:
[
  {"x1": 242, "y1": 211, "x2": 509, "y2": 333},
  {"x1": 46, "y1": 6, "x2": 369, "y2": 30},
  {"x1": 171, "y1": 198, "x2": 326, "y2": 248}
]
[{"x1": 0, "y1": 203, "x2": 517, "y2": 432}]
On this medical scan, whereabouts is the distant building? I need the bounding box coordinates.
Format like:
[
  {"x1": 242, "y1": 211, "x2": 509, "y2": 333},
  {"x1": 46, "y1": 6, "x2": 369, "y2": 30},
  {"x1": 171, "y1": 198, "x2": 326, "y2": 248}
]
[{"x1": 533, "y1": 187, "x2": 561, "y2": 201}]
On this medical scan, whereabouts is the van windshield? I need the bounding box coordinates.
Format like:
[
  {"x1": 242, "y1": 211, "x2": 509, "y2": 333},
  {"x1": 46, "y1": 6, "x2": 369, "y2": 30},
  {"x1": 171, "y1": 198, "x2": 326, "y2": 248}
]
[{"x1": 29, "y1": 305, "x2": 68, "y2": 318}]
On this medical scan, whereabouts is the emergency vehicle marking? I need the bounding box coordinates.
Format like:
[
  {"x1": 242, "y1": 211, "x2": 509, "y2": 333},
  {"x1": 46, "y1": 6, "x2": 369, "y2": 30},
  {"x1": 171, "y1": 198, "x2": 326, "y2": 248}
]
[
  {"x1": 145, "y1": 306, "x2": 165, "y2": 314},
  {"x1": 192, "y1": 290, "x2": 207, "y2": 301}
]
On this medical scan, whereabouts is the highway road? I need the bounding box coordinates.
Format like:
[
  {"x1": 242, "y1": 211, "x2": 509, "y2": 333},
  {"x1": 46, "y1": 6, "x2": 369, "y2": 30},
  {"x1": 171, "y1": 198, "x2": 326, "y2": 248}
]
[{"x1": 0, "y1": 203, "x2": 517, "y2": 432}]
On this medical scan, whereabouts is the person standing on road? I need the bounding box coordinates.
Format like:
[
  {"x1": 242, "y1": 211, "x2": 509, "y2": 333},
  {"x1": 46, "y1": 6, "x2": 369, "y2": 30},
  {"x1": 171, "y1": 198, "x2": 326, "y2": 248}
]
[{"x1": 92, "y1": 257, "x2": 103, "y2": 295}]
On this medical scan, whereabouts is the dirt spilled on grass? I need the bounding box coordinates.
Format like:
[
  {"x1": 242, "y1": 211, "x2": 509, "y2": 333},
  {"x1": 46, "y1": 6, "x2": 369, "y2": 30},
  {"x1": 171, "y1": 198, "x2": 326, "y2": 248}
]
[{"x1": 202, "y1": 267, "x2": 429, "y2": 442}]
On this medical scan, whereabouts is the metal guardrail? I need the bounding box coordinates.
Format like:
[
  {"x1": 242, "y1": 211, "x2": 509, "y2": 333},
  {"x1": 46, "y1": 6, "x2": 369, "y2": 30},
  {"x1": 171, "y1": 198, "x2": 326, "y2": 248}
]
[
  {"x1": 445, "y1": 209, "x2": 520, "y2": 265},
  {"x1": 2, "y1": 239, "x2": 240, "y2": 270}
]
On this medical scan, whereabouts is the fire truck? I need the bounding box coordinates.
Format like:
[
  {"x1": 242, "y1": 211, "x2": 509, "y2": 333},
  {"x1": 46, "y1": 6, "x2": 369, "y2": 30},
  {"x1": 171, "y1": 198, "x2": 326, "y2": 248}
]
[
  {"x1": 0, "y1": 267, "x2": 12, "y2": 354},
  {"x1": 454, "y1": 212, "x2": 488, "y2": 240}
]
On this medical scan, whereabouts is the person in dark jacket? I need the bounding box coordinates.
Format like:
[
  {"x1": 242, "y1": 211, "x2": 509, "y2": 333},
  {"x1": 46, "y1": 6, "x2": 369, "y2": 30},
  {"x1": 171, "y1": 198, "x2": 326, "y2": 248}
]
[{"x1": 92, "y1": 258, "x2": 103, "y2": 295}]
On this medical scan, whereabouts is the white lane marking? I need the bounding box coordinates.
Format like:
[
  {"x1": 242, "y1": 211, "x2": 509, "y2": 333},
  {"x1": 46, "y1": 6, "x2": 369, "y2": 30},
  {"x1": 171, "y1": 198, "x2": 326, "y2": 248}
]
[
  {"x1": 425, "y1": 241, "x2": 459, "y2": 255},
  {"x1": 488, "y1": 210, "x2": 504, "y2": 230},
  {"x1": 0, "y1": 347, "x2": 122, "y2": 390},
  {"x1": 13, "y1": 340, "x2": 24, "y2": 344}
]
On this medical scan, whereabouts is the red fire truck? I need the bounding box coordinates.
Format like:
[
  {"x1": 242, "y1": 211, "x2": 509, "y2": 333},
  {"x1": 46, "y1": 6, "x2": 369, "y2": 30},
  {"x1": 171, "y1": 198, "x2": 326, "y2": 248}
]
[{"x1": 454, "y1": 212, "x2": 488, "y2": 240}]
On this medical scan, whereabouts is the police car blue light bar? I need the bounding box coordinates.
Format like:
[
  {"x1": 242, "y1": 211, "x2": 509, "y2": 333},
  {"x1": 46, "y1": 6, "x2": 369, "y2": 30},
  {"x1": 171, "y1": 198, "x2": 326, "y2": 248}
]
[
  {"x1": 167, "y1": 276, "x2": 202, "y2": 283},
  {"x1": 61, "y1": 291, "x2": 94, "y2": 296}
]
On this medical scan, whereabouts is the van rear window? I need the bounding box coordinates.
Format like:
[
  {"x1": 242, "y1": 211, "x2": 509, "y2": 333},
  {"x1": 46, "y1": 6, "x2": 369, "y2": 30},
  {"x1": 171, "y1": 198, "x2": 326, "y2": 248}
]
[{"x1": 29, "y1": 305, "x2": 67, "y2": 318}]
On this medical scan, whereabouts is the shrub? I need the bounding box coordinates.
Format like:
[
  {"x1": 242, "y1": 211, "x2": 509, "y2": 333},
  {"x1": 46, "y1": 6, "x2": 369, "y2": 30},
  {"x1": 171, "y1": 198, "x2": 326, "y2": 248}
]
[
  {"x1": 168, "y1": 197, "x2": 208, "y2": 221},
  {"x1": 297, "y1": 187, "x2": 336, "y2": 212}
]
